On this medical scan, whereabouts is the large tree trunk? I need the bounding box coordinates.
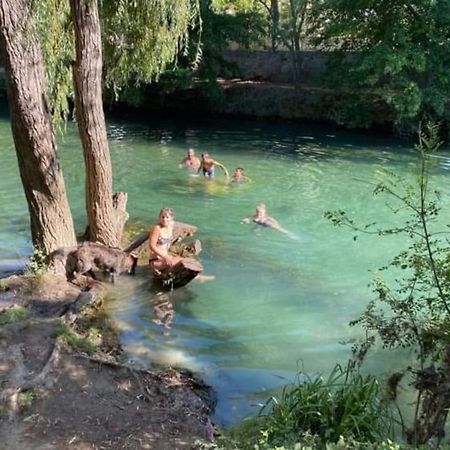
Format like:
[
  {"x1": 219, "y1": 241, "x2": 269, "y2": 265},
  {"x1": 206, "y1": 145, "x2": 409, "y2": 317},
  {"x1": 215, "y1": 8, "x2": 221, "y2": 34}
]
[
  {"x1": 270, "y1": 0, "x2": 279, "y2": 51},
  {"x1": 0, "y1": 0, "x2": 76, "y2": 255},
  {"x1": 70, "y1": 0, "x2": 118, "y2": 247}
]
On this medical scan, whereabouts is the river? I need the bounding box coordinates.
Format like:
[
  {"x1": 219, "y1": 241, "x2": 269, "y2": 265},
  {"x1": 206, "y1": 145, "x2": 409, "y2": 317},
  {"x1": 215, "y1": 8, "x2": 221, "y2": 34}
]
[{"x1": 1, "y1": 105, "x2": 450, "y2": 425}]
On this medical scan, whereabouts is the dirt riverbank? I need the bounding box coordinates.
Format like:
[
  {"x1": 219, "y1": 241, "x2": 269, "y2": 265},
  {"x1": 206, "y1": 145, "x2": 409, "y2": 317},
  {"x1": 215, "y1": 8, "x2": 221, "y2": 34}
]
[{"x1": 0, "y1": 273, "x2": 215, "y2": 449}]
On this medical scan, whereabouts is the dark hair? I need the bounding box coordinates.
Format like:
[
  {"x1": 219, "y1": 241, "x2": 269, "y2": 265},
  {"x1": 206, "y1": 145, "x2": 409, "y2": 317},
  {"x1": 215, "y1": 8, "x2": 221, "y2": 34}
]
[{"x1": 236, "y1": 167, "x2": 244, "y2": 171}]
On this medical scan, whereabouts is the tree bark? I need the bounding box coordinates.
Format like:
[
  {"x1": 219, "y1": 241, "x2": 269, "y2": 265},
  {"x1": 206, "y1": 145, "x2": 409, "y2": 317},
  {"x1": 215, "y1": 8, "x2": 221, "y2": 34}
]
[
  {"x1": 271, "y1": 0, "x2": 279, "y2": 51},
  {"x1": 70, "y1": 0, "x2": 118, "y2": 247},
  {"x1": 0, "y1": 0, "x2": 76, "y2": 255}
]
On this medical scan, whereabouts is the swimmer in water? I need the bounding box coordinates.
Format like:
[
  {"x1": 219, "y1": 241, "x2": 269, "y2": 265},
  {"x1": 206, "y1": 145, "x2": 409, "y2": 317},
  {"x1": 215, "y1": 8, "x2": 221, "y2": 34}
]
[
  {"x1": 180, "y1": 148, "x2": 201, "y2": 171},
  {"x1": 231, "y1": 167, "x2": 252, "y2": 184},
  {"x1": 241, "y1": 203, "x2": 292, "y2": 237},
  {"x1": 197, "y1": 153, "x2": 229, "y2": 179}
]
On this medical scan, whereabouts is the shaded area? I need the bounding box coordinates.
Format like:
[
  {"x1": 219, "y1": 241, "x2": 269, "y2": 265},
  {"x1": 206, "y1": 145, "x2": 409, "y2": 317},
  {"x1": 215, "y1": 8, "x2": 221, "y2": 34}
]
[{"x1": 0, "y1": 274, "x2": 215, "y2": 449}]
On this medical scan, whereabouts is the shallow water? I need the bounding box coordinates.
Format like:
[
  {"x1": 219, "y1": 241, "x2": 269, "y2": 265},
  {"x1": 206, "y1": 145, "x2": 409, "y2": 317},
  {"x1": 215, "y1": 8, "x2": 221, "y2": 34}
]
[{"x1": 1, "y1": 106, "x2": 450, "y2": 425}]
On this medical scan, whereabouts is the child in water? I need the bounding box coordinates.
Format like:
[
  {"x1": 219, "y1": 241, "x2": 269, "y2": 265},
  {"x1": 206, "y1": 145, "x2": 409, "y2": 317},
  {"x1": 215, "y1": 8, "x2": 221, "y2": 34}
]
[{"x1": 231, "y1": 167, "x2": 252, "y2": 184}]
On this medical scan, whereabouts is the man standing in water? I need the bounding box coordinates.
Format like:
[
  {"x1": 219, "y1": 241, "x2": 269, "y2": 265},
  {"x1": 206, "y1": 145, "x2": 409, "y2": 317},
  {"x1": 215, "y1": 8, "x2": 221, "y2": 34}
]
[
  {"x1": 197, "y1": 153, "x2": 229, "y2": 178},
  {"x1": 180, "y1": 148, "x2": 201, "y2": 170}
]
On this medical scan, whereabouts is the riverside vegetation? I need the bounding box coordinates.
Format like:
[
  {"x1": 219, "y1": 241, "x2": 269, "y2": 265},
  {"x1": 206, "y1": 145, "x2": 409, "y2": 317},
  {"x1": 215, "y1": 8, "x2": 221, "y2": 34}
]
[{"x1": 204, "y1": 124, "x2": 450, "y2": 449}]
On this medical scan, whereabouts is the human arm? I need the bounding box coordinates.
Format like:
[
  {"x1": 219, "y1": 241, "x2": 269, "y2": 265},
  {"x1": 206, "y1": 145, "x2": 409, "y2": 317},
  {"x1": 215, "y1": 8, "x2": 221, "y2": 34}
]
[
  {"x1": 266, "y1": 216, "x2": 292, "y2": 236},
  {"x1": 215, "y1": 161, "x2": 229, "y2": 178}
]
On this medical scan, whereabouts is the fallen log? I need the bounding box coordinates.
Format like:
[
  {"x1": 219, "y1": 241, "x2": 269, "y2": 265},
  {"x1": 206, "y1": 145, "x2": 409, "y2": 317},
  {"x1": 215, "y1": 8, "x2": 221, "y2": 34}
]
[
  {"x1": 152, "y1": 257, "x2": 203, "y2": 290},
  {"x1": 170, "y1": 239, "x2": 202, "y2": 258}
]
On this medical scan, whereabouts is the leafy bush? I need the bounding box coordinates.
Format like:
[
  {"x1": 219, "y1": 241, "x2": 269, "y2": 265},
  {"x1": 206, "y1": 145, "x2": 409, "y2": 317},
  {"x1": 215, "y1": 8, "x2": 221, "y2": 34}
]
[
  {"x1": 260, "y1": 361, "x2": 392, "y2": 446},
  {"x1": 324, "y1": 123, "x2": 450, "y2": 444},
  {"x1": 221, "y1": 361, "x2": 393, "y2": 449},
  {"x1": 25, "y1": 247, "x2": 48, "y2": 277}
]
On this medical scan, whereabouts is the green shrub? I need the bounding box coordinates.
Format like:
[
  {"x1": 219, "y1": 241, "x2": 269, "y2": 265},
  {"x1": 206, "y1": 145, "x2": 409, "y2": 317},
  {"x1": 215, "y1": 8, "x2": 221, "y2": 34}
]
[
  {"x1": 236, "y1": 361, "x2": 394, "y2": 448},
  {"x1": 56, "y1": 323, "x2": 96, "y2": 355},
  {"x1": 18, "y1": 390, "x2": 36, "y2": 409},
  {"x1": 24, "y1": 247, "x2": 48, "y2": 278}
]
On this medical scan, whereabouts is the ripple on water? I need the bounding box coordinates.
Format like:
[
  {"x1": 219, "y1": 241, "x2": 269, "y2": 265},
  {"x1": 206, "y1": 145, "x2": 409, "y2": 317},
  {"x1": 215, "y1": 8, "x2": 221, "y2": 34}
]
[{"x1": 1, "y1": 113, "x2": 448, "y2": 426}]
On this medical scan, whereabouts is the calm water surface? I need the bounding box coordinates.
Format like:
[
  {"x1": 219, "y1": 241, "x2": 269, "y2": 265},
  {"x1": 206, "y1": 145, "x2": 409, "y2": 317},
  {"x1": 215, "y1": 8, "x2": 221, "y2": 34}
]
[{"x1": 1, "y1": 107, "x2": 450, "y2": 425}]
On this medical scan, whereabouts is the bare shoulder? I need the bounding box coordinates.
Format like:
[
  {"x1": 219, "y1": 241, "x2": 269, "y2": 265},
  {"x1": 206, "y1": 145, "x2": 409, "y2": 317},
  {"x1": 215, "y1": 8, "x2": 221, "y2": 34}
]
[{"x1": 150, "y1": 225, "x2": 160, "y2": 235}]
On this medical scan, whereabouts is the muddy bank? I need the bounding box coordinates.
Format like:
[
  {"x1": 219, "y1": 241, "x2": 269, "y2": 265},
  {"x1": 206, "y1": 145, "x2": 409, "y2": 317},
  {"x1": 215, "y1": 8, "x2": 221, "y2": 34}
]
[{"x1": 0, "y1": 273, "x2": 215, "y2": 449}]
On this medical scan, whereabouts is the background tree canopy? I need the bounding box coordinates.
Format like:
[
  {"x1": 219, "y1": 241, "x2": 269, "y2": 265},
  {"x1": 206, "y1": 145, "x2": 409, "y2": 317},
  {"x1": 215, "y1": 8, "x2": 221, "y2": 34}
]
[
  {"x1": 31, "y1": 0, "x2": 450, "y2": 133},
  {"x1": 309, "y1": 0, "x2": 450, "y2": 131}
]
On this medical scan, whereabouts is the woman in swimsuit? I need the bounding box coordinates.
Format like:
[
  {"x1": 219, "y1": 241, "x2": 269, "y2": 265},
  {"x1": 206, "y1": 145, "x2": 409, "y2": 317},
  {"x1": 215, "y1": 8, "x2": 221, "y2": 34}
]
[{"x1": 149, "y1": 208, "x2": 182, "y2": 273}]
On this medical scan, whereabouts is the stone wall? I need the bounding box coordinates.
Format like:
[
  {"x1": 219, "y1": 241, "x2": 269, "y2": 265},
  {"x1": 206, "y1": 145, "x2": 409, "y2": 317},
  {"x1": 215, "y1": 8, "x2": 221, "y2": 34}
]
[{"x1": 222, "y1": 50, "x2": 330, "y2": 84}]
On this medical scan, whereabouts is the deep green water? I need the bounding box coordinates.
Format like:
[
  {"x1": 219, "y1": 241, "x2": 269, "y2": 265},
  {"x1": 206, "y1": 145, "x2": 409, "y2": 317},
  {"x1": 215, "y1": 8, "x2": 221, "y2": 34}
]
[{"x1": 2, "y1": 106, "x2": 450, "y2": 425}]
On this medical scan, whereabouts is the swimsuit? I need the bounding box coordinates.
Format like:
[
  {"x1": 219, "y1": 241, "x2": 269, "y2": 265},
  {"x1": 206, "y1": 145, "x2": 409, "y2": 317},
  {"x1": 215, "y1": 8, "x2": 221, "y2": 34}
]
[
  {"x1": 157, "y1": 235, "x2": 172, "y2": 246},
  {"x1": 150, "y1": 232, "x2": 172, "y2": 263},
  {"x1": 253, "y1": 219, "x2": 270, "y2": 227},
  {"x1": 202, "y1": 167, "x2": 215, "y2": 178}
]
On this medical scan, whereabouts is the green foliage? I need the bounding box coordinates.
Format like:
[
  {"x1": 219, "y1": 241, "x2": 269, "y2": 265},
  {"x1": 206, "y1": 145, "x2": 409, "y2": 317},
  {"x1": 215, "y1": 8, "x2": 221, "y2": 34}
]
[
  {"x1": 31, "y1": 0, "x2": 73, "y2": 129},
  {"x1": 311, "y1": 1, "x2": 450, "y2": 130},
  {"x1": 101, "y1": 0, "x2": 201, "y2": 97},
  {"x1": 324, "y1": 123, "x2": 450, "y2": 443},
  {"x1": 278, "y1": 0, "x2": 313, "y2": 52},
  {"x1": 56, "y1": 323, "x2": 96, "y2": 355},
  {"x1": 24, "y1": 247, "x2": 48, "y2": 278},
  {"x1": 193, "y1": 0, "x2": 266, "y2": 80},
  {"x1": 113, "y1": 0, "x2": 267, "y2": 107},
  {"x1": 0, "y1": 279, "x2": 10, "y2": 292},
  {"x1": 32, "y1": 0, "x2": 201, "y2": 116},
  {"x1": 223, "y1": 361, "x2": 392, "y2": 449},
  {"x1": 0, "y1": 306, "x2": 28, "y2": 325},
  {"x1": 18, "y1": 390, "x2": 36, "y2": 410},
  {"x1": 326, "y1": 123, "x2": 450, "y2": 364}
]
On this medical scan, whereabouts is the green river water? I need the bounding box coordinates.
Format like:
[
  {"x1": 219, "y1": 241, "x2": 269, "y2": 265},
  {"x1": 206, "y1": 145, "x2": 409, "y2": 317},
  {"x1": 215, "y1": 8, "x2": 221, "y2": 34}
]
[{"x1": 1, "y1": 104, "x2": 450, "y2": 425}]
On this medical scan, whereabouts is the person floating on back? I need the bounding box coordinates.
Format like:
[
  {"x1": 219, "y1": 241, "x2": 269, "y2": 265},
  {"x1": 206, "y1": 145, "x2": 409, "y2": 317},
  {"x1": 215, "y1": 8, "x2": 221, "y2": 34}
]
[
  {"x1": 180, "y1": 148, "x2": 201, "y2": 171},
  {"x1": 242, "y1": 203, "x2": 292, "y2": 237},
  {"x1": 197, "y1": 153, "x2": 229, "y2": 179}
]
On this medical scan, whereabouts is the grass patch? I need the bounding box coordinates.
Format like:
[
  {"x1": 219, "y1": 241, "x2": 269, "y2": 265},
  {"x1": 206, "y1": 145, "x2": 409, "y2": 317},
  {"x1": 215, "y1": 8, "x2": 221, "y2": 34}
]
[
  {"x1": 223, "y1": 361, "x2": 395, "y2": 449},
  {"x1": 18, "y1": 390, "x2": 36, "y2": 409},
  {"x1": 0, "y1": 279, "x2": 10, "y2": 292},
  {"x1": 0, "y1": 306, "x2": 28, "y2": 325},
  {"x1": 56, "y1": 323, "x2": 96, "y2": 355}
]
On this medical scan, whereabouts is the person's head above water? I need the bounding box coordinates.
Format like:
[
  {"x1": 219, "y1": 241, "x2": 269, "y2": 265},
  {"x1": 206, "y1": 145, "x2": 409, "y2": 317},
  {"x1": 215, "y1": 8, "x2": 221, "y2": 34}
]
[
  {"x1": 255, "y1": 203, "x2": 266, "y2": 215},
  {"x1": 187, "y1": 148, "x2": 195, "y2": 158}
]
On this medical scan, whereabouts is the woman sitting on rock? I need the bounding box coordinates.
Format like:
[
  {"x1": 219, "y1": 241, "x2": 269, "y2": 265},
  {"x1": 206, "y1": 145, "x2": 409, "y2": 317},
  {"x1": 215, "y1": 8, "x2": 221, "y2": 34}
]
[{"x1": 148, "y1": 208, "x2": 182, "y2": 273}]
